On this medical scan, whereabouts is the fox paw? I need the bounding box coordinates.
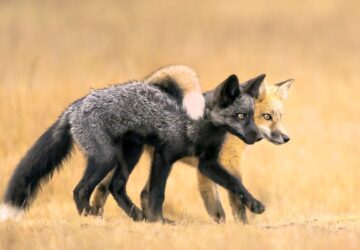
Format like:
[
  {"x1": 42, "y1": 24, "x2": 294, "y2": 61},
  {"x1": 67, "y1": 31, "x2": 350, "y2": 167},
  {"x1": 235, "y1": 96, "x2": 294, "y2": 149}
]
[
  {"x1": 130, "y1": 208, "x2": 145, "y2": 222},
  {"x1": 144, "y1": 213, "x2": 172, "y2": 224},
  {"x1": 88, "y1": 206, "x2": 104, "y2": 217},
  {"x1": 248, "y1": 199, "x2": 265, "y2": 214},
  {"x1": 162, "y1": 218, "x2": 175, "y2": 225},
  {"x1": 210, "y1": 208, "x2": 226, "y2": 224}
]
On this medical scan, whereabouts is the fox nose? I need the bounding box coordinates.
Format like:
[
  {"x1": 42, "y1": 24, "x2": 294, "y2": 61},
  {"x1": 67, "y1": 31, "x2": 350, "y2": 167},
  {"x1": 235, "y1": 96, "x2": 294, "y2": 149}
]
[{"x1": 282, "y1": 134, "x2": 290, "y2": 143}]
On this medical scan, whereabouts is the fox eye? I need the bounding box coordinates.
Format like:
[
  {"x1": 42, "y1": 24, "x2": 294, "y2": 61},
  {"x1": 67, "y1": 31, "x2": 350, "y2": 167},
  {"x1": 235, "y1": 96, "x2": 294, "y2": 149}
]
[
  {"x1": 263, "y1": 113, "x2": 272, "y2": 120},
  {"x1": 238, "y1": 113, "x2": 246, "y2": 120}
]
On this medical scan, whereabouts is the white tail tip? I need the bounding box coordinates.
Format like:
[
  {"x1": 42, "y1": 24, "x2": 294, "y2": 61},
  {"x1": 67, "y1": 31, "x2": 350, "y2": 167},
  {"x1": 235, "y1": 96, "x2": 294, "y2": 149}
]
[
  {"x1": 0, "y1": 203, "x2": 23, "y2": 222},
  {"x1": 183, "y1": 91, "x2": 205, "y2": 120}
]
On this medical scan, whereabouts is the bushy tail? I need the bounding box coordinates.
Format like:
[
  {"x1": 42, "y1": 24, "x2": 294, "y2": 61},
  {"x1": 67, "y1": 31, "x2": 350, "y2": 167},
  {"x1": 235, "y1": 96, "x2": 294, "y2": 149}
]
[
  {"x1": 144, "y1": 65, "x2": 205, "y2": 120},
  {"x1": 3, "y1": 112, "x2": 73, "y2": 211}
]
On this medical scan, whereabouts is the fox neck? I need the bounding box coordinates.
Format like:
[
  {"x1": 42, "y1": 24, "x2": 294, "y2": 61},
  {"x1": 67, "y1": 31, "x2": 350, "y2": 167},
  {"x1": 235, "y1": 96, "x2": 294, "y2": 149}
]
[
  {"x1": 202, "y1": 91, "x2": 228, "y2": 128},
  {"x1": 186, "y1": 92, "x2": 227, "y2": 147},
  {"x1": 187, "y1": 120, "x2": 227, "y2": 153}
]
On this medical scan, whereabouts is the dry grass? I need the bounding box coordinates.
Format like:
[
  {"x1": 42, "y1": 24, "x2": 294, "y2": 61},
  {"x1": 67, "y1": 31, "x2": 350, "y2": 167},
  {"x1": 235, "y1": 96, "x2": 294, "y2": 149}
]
[{"x1": 1, "y1": 0, "x2": 360, "y2": 249}]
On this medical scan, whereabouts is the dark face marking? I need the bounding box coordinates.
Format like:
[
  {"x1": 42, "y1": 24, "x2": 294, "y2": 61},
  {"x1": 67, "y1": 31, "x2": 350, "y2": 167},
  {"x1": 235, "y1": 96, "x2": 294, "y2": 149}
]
[{"x1": 210, "y1": 93, "x2": 261, "y2": 145}]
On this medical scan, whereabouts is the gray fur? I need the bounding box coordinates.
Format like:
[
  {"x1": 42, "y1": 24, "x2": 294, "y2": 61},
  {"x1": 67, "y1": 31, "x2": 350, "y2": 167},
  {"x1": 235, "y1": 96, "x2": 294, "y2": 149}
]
[
  {"x1": 68, "y1": 82, "x2": 256, "y2": 161},
  {"x1": 1, "y1": 72, "x2": 264, "y2": 221},
  {"x1": 68, "y1": 82, "x2": 188, "y2": 160}
]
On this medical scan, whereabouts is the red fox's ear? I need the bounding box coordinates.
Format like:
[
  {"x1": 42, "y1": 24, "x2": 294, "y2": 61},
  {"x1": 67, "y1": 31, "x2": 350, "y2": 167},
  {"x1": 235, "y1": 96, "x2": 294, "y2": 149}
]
[
  {"x1": 275, "y1": 79, "x2": 294, "y2": 100},
  {"x1": 258, "y1": 80, "x2": 267, "y2": 101}
]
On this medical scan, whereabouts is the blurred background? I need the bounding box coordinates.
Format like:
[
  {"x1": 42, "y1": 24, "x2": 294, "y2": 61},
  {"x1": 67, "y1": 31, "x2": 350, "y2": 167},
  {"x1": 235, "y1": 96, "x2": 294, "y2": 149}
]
[{"x1": 0, "y1": 0, "x2": 360, "y2": 248}]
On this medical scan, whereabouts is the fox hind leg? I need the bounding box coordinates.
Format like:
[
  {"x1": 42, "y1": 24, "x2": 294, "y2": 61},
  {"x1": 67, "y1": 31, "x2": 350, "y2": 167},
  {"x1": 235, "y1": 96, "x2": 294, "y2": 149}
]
[
  {"x1": 108, "y1": 133, "x2": 145, "y2": 221},
  {"x1": 90, "y1": 170, "x2": 113, "y2": 217},
  {"x1": 140, "y1": 180, "x2": 150, "y2": 219},
  {"x1": 73, "y1": 156, "x2": 116, "y2": 215}
]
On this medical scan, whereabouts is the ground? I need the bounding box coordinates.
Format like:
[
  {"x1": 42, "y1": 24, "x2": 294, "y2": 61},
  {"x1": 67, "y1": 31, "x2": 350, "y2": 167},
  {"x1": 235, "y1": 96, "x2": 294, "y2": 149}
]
[{"x1": 0, "y1": 0, "x2": 360, "y2": 249}]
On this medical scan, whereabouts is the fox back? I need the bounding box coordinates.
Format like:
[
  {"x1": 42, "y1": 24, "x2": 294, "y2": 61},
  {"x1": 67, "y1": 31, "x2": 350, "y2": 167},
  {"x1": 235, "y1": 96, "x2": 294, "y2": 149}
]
[
  {"x1": 68, "y1": 74, "x2": 263, "y2": 161},
  {"x1": 68, "y1": 82, "x2": 189, "y2": 159}
]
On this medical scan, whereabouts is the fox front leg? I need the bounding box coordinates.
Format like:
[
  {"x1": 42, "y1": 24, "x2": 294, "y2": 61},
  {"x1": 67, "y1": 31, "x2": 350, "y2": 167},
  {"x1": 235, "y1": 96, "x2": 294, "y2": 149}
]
[
  {"x1": 198, "y1": 157, "x2": 265, "y2": 215},
  {"x1": 197, "y1": 171, "x2": 226, "y2": 223},
  {"x1": 228, "y1": 192, "x2": 248, "y2": 224},
  {"x1": 143, "y1": 150, "x2": 174, "y2": 224}
]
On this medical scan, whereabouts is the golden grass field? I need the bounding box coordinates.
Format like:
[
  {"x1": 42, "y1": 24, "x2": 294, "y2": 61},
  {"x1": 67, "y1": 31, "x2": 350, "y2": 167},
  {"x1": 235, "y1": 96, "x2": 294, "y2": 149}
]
[{"x1": 1, "y1": 0, "x2": 360, "y2": 249}]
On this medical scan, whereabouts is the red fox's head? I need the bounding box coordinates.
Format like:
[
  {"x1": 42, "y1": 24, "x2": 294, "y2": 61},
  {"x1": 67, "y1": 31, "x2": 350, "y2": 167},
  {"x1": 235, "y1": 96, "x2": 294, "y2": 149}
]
[{"x1": 255, "y1": 79, "x2": 294, "y2": 145}]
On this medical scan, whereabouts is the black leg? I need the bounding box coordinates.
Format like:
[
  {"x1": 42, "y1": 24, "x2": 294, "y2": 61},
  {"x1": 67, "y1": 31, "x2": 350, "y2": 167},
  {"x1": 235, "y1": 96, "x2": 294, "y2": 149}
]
[
  {"x1": 108, "y1": 166, "x2": 144, "y2": 221},
  {"x1": 108, "y1": 133, "x2": 145, "y2": 221},
  {"x1": 140, "y1": 180, "x2": 150, "y2": 218},
  {"x1": 73, "y1": 157, "x2": 115, "y2": 215},
  {"x1": 143, "y1": 150, "x2": 173, "y2": 223},
  {"x1": 198, "y1": 158, "x2": 265, "y2": 215}
]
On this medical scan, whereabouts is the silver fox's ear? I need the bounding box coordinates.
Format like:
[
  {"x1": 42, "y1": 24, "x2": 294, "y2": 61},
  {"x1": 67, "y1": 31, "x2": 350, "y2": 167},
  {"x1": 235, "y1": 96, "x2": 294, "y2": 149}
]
[
  {"x1": 214, "y1": 74, "x2": 240, "y2": 107},
  {"x1": 242, "y1": 74, "x2": 266, "y2": 99},
  {"x1": 275, "y1": 79, "x2": 294, "y2": 100}
]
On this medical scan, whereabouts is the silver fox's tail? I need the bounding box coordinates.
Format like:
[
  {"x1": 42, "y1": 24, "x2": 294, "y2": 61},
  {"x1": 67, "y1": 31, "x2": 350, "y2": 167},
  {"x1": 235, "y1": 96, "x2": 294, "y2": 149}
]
[
  {"x1": 1, "y1": 112, "x2": 73, "y2": 221},
  {"x1": 144, "y1": 65, "x2": 205, "y2": 120}
]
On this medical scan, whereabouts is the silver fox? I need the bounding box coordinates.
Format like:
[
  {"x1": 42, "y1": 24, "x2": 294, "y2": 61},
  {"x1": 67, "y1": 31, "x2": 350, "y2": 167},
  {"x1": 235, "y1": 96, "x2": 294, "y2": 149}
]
[
  {"x1": 91, "y1": 65, "x2": 293, "y2": 223},
  {"x1": 0, "y1": 71, "x2": 265, "y2": 223}
]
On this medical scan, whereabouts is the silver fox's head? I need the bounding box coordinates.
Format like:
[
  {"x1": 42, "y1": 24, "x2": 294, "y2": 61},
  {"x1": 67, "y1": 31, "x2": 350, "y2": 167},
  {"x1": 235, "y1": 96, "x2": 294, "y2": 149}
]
[{"x1": 206, "y1": 74, "x2": 265, "y2": 145}]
